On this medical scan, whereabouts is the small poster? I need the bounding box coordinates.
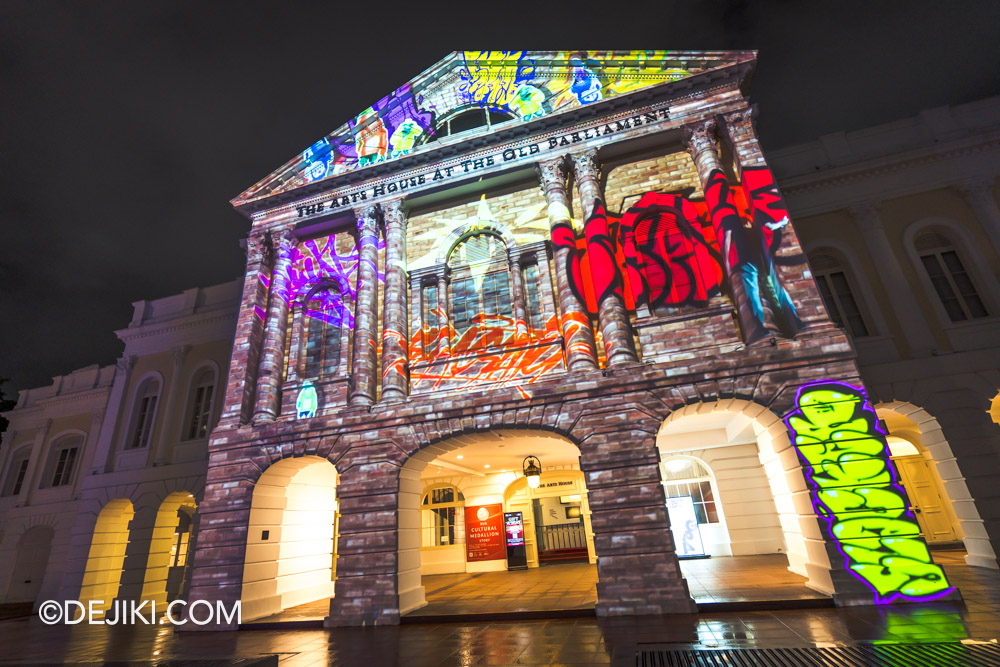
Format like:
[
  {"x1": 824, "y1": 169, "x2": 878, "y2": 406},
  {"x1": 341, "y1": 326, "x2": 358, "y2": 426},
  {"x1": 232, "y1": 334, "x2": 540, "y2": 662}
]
[
  {"x1": 465, "y1": 504, "x2": 505, "y2": 562},
  {"x1": 666, "y1": 496, "x2": 706, "y2": 558}
]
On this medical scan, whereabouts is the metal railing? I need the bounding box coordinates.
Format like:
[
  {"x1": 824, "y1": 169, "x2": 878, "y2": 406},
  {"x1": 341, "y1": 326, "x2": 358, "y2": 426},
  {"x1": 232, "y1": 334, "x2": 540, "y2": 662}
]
[{"x1": 539, "y1": 523, "x2": 586, "y2": 550}]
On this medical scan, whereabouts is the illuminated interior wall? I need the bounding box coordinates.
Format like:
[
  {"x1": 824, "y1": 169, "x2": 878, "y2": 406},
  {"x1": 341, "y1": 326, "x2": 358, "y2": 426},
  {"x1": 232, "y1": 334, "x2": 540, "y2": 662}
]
[
  {"x1": 79, "y1": 499, "x2": 134, "y2": 614},
  {"x1": 241, "y1": 456, "x2": 338, "y2": 622},
  {"x1": 503, "y1": 471, "x2": 595, "y2": 569},
  {"x1": 786, "y1": 382, "x2": 954, "y2": 603},
  {"x1": 659, "y1": 401, "x2": 835, "y2": 595},
  {"x1": 138, "y1": 491, "x2": 197, "y2": 607}
]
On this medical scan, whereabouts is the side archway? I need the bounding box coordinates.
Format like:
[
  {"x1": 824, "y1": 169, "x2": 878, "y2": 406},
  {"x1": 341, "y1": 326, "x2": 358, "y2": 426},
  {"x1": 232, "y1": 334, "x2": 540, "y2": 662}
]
[
  {"x1": 876, "y1": 400, "x2": 996, "y2": 568},
  {"x1": 7, "y1": 525, "x2": 55, "y2": 603},
  {"x1": 240, "y1": 455, "x2": 339, "y2": 622},
  {"x1": 79, "y1": 499, "x2": 134, "y2": 615},
  {"x1": 139, "y1": 491, "x2": 198, "y2": 607}
]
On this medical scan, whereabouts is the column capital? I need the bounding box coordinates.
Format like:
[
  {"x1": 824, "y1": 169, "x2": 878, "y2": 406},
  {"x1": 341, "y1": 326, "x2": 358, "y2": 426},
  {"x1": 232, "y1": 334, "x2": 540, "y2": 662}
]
[
  {"x1": 246, "y1": 233, "x2": 270, "y2": 264},
  {"x1": 173, "y1": 345, "x2": 191, "y2": 367},
  {"x1": 721, "y1": 107, "x2": 759, "y2": 141},
  {"x1": 381, "y1": 198, "x2": 407, "y2": 224},
  {"x1": 570, "y1": 149, "x2": 600, "y2": 183},
  {"x1": 847, "y1": 200, "x2": 884, "y2": 227},
  {"x1": 271, "y1": 229, "x2": 297, "y2": 258},
  {"x1": 956, "y1": 179, "x2": 997, "y2": 207},
  {"x1": 356, "y1": 204, "x2": 380, "y2": 224},
  {"x1": 681, "y1": 118, "x2": 720, "y2": 156},
  {"x1": 536, "y1": 157, "x2": 569, "y2": 191}
]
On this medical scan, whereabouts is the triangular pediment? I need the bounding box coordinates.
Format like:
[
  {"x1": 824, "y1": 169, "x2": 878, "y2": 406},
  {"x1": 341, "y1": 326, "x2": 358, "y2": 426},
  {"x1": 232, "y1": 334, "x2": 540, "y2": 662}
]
[{"x1": 232, "y1": 50, "x2": 755, "y2": 208}]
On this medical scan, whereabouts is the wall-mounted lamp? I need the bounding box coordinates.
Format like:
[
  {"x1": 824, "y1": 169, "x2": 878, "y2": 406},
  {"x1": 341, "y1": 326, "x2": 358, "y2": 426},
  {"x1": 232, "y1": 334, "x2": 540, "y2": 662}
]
[{"x1": 523, "y1": 455, "x2": 542, "y2": 489}]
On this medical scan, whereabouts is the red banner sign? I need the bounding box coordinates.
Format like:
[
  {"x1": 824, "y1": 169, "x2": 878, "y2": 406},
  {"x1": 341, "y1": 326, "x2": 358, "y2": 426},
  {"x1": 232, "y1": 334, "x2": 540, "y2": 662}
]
[{"x1": 465, "y1": 503, "x2": 505, "y2": 562}]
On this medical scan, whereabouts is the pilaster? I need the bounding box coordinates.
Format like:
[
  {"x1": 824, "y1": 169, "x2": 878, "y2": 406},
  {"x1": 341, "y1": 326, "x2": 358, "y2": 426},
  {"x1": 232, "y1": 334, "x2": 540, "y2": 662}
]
[
  {"x1": 380, "y1": 199, "x2": 409, "y2": 403},
  {"x1": 350, "y1": 206, "x2": 380, "y2": 407}
]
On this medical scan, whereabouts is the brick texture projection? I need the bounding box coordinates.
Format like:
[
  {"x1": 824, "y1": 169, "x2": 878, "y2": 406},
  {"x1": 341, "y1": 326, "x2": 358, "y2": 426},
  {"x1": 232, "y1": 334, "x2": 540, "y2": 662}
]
[{"x1": 784, "y1": 381, "x2": 954, "y2": 604}]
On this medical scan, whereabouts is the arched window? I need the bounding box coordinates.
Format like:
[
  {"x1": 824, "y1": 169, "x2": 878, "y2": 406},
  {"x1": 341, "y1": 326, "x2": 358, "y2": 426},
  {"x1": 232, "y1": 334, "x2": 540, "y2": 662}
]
[
  {"x1": 301, "y1": 285, "x2": 344, "y2": 379},
  {"x1": 660, "y1": 456, "x2": 720, "y2": 525},
  {"x1": 809, "y1": 252, "x2": 870, "y2": 338},
  {"x1": 127, "y1": 378, "x2": 160, "y2": 450},
  {"x1": 184, "y1": 368, "x2": 215, "y2": 441},
  {"x1": 42, "y1": 435, "x2": 83, "y2": 488},
  {"x1": 915, "y1": 231, "x2": 989, "y2": 322},
  {"x1": 447, "y1": 232, "x2": 513, "y2": 352},
  {"x1": 422, "y1": 108, "x2": 515, "y2": 145},
  {"x1": 421, "y1": 484, "x2": 465, "y2": 547},
  {"x1": 2, "y1": 447, "x2": 31, "y2": 496}
]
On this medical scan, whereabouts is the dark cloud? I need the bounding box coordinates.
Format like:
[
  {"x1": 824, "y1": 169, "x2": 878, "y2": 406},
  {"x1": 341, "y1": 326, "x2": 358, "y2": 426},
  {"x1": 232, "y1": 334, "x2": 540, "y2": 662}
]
[{"x1": 2, "y1": 1, "x2": 998, "y2": 390}]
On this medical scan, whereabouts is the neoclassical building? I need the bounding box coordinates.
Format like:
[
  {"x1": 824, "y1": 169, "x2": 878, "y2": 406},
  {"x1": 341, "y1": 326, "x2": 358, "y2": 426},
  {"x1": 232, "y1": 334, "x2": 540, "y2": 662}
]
[{"x1": 3, "y1": 52, "x2": 997, "y2": 629}]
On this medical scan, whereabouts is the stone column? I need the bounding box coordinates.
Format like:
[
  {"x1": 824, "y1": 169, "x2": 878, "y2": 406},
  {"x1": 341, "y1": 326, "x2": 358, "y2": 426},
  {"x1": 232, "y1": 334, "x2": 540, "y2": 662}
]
[
  {"x1": 849, "y1": 202, "x2": 937, "y2": 356},
  {"x1": 380, "y1": 199, "x2": 409, "y2": 404},
  {"x1": 537, "y1": 159, "x2": 599, "y2": 371},
  {"x1": 572, "y1": 149, "x2": 638, "y2": 366},
  {"x1": 90, "y1": 356, "x2": 134, "y2": 474},
  {"x1": 252, "y1": 230, "x2": 297, "y2": 422},
  {"x1": 350, "y1": 206, "x2": 380, "y2": 407},
  {"x1": 435, "y1": 272, "x2": 451, "y2": 356},
  {"x1": 21, "y1": 419, "x2": 52, "y2": 505},
  {"x1": 508, "y1": 253, "x2": 530, "y2": 342},
  {"x1": 958, "y1": 180, "x2": 1000, "y2": 260},
  {"x1": 219, "y1": 234, "x2": 272, "y2": 425},
  {"x1": 683, "y1": 119, "x2": 775, "y2": 345}
]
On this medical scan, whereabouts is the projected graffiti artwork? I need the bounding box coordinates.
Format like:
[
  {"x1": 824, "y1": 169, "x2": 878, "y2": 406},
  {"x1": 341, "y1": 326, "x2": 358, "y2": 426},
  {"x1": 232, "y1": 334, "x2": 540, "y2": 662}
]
[
  {"x1": 784, "y1": 381, "x2": 954, "y2": 604},
  {"x1": 458, "y1": 51, "x2": 536, "y2": 112},
  {"x1": 409, "y1": 314, "x2": 562, "y2": 398},
  {"x1": 286, "y1": 234, "x2": 386, "y2": 328}
]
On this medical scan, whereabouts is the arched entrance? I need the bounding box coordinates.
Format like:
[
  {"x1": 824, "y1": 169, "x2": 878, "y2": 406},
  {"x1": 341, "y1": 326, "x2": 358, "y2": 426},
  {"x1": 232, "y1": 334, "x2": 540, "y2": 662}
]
[
  {"x1": 398, "y1": 430, "x2": 595, "y2": 615},
  {"x1": 79, "y1": 499, "x2": 134, "y2": 615},
  {"x1": 876, "y1": 401, "x2": 995, "y2": 568},
  {"x1": 658, "y1": 401, "x2": 834, "y2": 598},
  {"x1": 139, "y1": 491, "x2": 198, "y2": 607},
  {"x1": 7, "y1": 525, "x2": 54, "y2": 603},
  {"x1": 240, "y1": 455, "x2": 339, "y2": 622}
]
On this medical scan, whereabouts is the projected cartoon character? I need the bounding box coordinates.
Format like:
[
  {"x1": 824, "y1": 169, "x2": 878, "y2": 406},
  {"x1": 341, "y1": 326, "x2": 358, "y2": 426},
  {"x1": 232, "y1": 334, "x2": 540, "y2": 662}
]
[
  {"x1": 508, "y1": 84, "x2": 546, "y2": 120},
  {"x1": 389, "y1": 118, "x2": 424, "y2": 158},
  {"x1": 355, "y1": 107, "x2": 388, "y2": 167},
  {"x1": 568, "y1": 58, "x2": 603, "y2": 105}
]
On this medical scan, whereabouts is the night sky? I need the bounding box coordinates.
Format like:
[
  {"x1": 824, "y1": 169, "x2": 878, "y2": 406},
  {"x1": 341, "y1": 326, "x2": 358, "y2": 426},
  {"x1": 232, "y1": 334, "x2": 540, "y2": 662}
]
[{"x1": 2, "y1": 2, "x2": 998, "y2": 393}]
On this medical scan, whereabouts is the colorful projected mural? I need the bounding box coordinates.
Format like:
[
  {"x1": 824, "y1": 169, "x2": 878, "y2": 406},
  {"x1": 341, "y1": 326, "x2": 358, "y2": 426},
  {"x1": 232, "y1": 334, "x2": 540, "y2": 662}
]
[
  {"x1": 235, "y1": 51, "x2": 747, "y2": 205},
  {"x1": 784, "y1": 381, "x2": 954, "y2": 604},
  {"x1": 286, "y1": 234, "x2": 386, "y2": 329}
]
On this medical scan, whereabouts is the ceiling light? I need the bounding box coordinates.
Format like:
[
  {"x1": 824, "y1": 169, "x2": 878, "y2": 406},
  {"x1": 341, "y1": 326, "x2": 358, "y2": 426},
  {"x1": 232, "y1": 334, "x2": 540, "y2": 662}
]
[
  {"x1": 457, "y1": 455, "x2": 463, "y2": 460},
  {"x1": 484, "y1": 464, "x2": 490, "y2": 469}
]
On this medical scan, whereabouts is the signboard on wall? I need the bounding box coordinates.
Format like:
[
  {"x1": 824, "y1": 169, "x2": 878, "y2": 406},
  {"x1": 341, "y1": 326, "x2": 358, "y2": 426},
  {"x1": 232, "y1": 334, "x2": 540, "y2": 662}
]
[
  {"x1": 504, "y1": 512, "x2": 528, "y2": 570},
  {"x1": 666, "y1": 496, "x2": 706, "y2": 558},
  {"x1": 465, "y1": 504, "x2": 505, "y2": 562}
]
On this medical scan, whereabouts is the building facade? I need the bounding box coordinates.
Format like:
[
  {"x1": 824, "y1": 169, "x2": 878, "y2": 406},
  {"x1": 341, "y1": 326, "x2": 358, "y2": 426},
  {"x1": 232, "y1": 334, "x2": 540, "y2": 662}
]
[{"x1": 3, "y1": 51, "x2": 996, "y2": 630}]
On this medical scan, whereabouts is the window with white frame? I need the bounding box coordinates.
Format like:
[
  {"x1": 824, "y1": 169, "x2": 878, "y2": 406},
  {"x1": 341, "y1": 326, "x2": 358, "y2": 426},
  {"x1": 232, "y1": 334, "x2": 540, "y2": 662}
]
[
  {"x1": 301, "y1": 285, "x2": 344, "y2": 379},
  {"x1": 127, "y1": 379, "x2": 160, "y2": 450},
  {"x1": 2, "y1": 447, "x2": 31, "y2": 496},
  {"x1": 915, "y1": 230, "x2": 989, "y2": 322},
  {"x1": 660, "y1": 456, "x2": 720, "y2": 525},
  {"x1": 810, "y1": 252, "x2": 870, "y2": 338},
  {"x1": 185, "y1": 368, "x2": 215, "y2": 440},
  {"x1": 421, "y1": 485, "x2": 465, "y2": 547},
  {"x1": 43, "y1": 435, "x2": 82, "y2": 488}
]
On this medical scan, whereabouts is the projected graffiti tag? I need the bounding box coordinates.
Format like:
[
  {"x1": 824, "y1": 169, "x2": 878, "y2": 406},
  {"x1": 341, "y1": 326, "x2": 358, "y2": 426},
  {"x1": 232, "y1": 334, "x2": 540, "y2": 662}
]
[{"x1": 784, "y1": 381, "x2": 954, "y2": 604}]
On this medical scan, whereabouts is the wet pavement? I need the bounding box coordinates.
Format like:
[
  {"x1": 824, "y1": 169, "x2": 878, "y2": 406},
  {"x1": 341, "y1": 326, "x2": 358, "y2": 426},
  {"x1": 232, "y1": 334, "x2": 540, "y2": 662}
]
[{"x1": 2, "y1": 548, "x2": 996, "y2": 665}]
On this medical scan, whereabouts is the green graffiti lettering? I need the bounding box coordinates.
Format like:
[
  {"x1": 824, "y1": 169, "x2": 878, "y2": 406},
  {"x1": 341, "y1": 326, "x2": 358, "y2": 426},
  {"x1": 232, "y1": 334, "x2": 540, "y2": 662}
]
[{"x1": 784, "y1": 382, "x2": 953, "y2": 603}]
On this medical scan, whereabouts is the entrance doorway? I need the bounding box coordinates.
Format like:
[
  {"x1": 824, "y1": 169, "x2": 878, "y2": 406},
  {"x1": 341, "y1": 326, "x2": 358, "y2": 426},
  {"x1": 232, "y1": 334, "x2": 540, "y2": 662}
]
[
  {"x1": 398, "y1": 430, "x2": 598, "y2": 617},
  {"x1": 7, "y1": 526, "x2": 54, "y2": 604}
]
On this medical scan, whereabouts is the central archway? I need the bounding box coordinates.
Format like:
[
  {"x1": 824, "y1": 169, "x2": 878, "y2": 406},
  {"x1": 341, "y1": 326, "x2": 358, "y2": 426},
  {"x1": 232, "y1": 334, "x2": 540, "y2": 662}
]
[
  {"x1": 240, "y1": 455, "x2": 339, "y2": 622},
  {"x1": 398, "y1": 429, "x2": 593, "y2": 615}
]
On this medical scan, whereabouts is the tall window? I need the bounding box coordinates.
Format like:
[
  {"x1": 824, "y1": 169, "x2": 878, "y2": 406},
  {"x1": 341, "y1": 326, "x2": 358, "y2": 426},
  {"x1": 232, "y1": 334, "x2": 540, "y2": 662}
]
[
  {"x1": 44, "y1": 436, "x2": 82, "y2": 488},
  {"x1": 521, "y1": 262, "x2": 546, "y2": 334},
  {"x1": 448, "y1": 232, "x2": 513, "y2": 352},
  {"x1": 185, "y1": 369, "x2": 215, "y2": 440},
  {"x1": 421, "y1": 283, "x2": 439, "y2": 358},
  {"x1": 302, "y1": 286, "x2": 344, "y2": 378},
  {"x1": 915, "y1": 231, "x2": 989, "y2": 322},
  {"x1": 421, "y1": 485, "x2": 465, "y2": 547},
  {"x1": 2, "y1": 448, "x2": 31, "y2": 496},
  {"x1": 661, "y1": 457, "x2": 719, "y2": 525},
  {"x1": 128, "y1": 380, "x2": 160, "y2": 450},
  {"x1": 810, "y1": 253, "x2": 870, "y2": 338}
]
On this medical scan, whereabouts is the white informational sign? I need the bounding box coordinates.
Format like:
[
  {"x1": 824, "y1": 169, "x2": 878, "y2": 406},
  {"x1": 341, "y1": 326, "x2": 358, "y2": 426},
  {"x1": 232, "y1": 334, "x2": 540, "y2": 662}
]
[{"x1": 666, "y1": 496, "x2": 706, "y2": 558}]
